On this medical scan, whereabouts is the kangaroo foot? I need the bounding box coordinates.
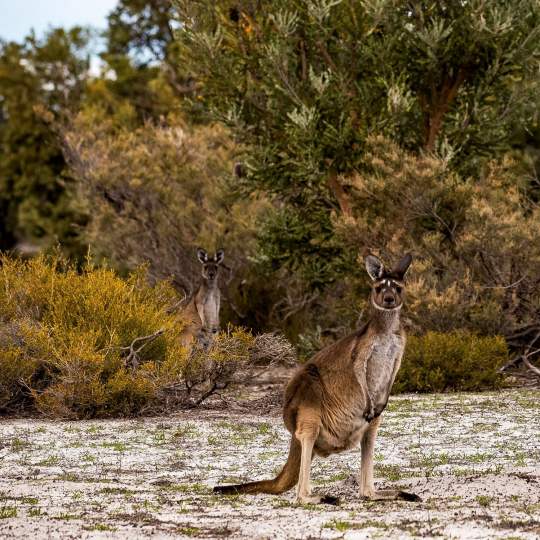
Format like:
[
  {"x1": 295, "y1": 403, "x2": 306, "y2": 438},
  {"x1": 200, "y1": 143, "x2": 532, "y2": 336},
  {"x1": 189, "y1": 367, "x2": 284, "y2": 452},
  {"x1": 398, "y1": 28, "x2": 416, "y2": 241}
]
[
  {"x1": 397, "y1": 490, "x2": 421, "y2": 502},
  {"x1": 295, "y1": 494, "x2": 340, "y2": 505},
  {"x1": 362, "y1": 489, "x2": 421, "y2": 502},
  {"x1": 321, "y1": 495, "x2": 340, "y2": 505}
]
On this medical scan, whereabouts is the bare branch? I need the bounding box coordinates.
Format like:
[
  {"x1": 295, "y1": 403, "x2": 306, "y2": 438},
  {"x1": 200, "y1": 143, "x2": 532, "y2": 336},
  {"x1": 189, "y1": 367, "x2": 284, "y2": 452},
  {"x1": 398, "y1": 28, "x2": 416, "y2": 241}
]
[
  {"x1": 120, "y1": 329, "x2": 165, "y2": 370},
  {"x1": 523, "y1": 357, "x2": 540, "y2": 378}
]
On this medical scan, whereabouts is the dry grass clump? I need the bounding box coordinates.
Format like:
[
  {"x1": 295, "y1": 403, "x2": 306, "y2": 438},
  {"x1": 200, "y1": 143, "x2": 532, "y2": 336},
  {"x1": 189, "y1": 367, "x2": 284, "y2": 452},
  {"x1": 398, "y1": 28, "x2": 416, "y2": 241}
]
[
  {"x1": 0, "y1": 254, "x2": 289, "y2": 417},
  {"x1": 167, "y1": 329, "x2": 297, "y2": 407},
  {"x1": 0, "y1": 254, "x2": 187, "y2": 417},
  {"x1": 249, "y1": 333, "x2": 297, "y2": 367}
]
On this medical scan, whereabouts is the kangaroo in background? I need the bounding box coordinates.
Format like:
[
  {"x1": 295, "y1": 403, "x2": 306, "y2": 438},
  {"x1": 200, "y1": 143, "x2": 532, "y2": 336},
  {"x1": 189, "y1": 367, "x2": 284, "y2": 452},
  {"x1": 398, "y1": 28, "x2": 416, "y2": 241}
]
[
  {"x1": 179, "y1": 248, "x2": 224, "y2": 349},
  {"x1": 214, "y1": 253, "x2": 420, "y2": 504}
]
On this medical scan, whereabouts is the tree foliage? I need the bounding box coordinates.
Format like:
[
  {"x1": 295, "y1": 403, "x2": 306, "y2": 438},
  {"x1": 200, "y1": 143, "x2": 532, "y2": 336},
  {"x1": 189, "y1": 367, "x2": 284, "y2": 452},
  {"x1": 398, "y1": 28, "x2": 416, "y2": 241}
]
[
  {"x1": 0, "y1": 27, "x2": 91, "y2": 252},
  {"x1": 175, "y1": 0, "x2": 540, "y2": 286},
  {"x1": 107, "y1": 0, "x2": 176, "y2": 62},
  {"x1": 106, "y1": 0, "x2": 197, "y2": 107},
  {"x1": 0, "y1": 0, "x2": 196, "y2": 255}
]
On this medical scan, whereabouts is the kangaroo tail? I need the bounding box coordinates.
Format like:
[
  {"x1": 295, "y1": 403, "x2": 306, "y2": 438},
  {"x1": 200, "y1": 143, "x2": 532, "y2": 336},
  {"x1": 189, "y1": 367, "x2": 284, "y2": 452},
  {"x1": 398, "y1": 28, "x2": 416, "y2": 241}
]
[{"x1": 214, "y1": 438, "x2": 301, "y2": 495}]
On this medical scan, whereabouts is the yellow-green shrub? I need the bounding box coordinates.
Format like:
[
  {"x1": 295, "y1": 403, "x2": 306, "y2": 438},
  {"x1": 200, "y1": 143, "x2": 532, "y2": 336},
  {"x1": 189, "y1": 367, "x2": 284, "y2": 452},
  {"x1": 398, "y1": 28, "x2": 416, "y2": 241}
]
[
  {"x1": 394, "y1": 331, "x2": 508, "y2": 393},
  {"x1": 0, "y1": 254, "x2": 258, "y2": 418}
]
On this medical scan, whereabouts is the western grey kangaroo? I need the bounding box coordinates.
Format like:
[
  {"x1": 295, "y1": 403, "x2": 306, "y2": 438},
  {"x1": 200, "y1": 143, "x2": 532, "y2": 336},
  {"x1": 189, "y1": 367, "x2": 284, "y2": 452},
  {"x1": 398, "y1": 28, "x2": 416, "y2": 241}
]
[
  {"x1": 179, "y1": 248, "x2": 224, "y2": 349},
  {"x1": 214, "y1": 253, "x2": 420, "y2": 504}
]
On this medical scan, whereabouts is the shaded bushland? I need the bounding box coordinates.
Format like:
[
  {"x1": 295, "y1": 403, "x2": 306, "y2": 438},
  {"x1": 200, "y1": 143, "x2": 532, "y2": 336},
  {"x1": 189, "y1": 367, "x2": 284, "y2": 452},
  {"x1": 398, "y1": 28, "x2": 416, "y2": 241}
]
[
  {"x1": 173, "y1": 0, "x2": 540, "y2": 385},
  {"x1": 60, "y1": 108, "x2": 281, "y2": 332},
  {"x1": 0, "y1": 254, "x2": 293, "y2": 418}
]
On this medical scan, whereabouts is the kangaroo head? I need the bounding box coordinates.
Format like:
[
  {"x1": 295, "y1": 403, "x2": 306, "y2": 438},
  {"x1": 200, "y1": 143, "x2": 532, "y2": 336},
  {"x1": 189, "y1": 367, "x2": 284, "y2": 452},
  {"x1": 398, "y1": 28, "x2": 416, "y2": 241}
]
[
  {"x1": 197, "y1": 248, "x2": 225, "y2": 282},
  {"x1": 365, "y1": 253, "x2": 412, "y2": 311}
]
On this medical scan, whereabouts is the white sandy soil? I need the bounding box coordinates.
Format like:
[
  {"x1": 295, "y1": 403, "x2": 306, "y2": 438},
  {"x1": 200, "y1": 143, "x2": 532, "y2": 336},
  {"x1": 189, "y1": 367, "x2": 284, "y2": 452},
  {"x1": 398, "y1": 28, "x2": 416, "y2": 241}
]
[{"x1": 0, "y1": 389, "x2": 538, "y2": 539}]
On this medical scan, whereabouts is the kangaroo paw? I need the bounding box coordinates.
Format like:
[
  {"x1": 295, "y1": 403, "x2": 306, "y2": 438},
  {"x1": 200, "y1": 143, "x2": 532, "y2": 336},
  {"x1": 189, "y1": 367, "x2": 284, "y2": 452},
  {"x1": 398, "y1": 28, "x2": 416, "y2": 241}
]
[
  {"x1": 361, "y1": 489, "x2": 422, "y2": 502},
  {"x1": 363, "y1": 406, "x2": 376, "y2": 423},
  {"x1": 320, "y1": 495, "x2": 340, "y2": 505},
  {"x1": 398, "y1": 490, "x2": 422, "y2": 502},
  {"x1": 296, "y1": 494, "x2": 340, "y2": 505}
]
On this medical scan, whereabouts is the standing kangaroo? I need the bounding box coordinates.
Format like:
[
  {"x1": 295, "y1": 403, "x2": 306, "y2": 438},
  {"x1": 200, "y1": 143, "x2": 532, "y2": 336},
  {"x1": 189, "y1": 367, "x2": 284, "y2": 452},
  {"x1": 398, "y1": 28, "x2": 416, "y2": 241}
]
[
  {"x1": 214, "y1": 253, "x2": 420, "y2": 504},
  {"x1": 179, "y1": 248, "x2": 224, "y2": 348}
]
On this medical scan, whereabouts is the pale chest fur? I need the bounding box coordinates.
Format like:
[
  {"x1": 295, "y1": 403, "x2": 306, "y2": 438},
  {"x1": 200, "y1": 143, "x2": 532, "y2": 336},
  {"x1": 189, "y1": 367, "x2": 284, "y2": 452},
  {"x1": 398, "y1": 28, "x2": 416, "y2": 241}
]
[
  {"x1": 314, "y1": 332, "x2": 404, "y2": 456},
  {"x1": 366, "y1": 333, "x2": 405, "y2": 394},
  {"x1": 364, "y1": 333, "x2": 404, "y2": 414},
  {"x1": 196, "y1": 287, "x2": 220, "y2": 331}
]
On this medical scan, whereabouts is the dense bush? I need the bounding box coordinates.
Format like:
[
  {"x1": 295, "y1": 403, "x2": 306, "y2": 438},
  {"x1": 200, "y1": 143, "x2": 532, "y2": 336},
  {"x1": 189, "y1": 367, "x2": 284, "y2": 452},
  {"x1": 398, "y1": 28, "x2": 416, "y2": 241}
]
[
  {"x1": 172, "y1": 0, "x2": 540, "y2": 381},
  {"x1": 394, "y1": 332, "x2": 508, "y2": 393},
  {"x1": 334, "y1": 138, "x2": 540, "y2": 347},
  {"x1": 0, "y1": 254, "x2": 273, "y2": 418},
  {"x1": 62, "y1": 109, "x2": 267, "y2": 299}
]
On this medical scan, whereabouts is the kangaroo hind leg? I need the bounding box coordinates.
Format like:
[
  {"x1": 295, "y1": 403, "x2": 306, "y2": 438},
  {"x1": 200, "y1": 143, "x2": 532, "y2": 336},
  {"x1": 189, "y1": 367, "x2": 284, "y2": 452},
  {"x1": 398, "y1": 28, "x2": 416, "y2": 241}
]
[
  {"x1": 359, "y1": 417, "x2": 421, "y2": 502},
  {"x1": 294, "y1": 411, "x2": 339, "y2": 505}
]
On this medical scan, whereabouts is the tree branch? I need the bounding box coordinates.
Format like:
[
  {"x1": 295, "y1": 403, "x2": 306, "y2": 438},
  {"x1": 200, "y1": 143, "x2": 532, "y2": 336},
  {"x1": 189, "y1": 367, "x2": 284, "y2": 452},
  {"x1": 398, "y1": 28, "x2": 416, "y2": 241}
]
[
  {"x1": 120, "y1": 329, "x2": 165, "y2": 370},
  {"x1": 327, "y1": 171, "x2": 352, "y2": 217},
  {"x1": 422, "y1": 67, "x2": 467, "y2": 151},
  {"x1": 523, "y1": 357, "x2": 540, "y2": 378}
]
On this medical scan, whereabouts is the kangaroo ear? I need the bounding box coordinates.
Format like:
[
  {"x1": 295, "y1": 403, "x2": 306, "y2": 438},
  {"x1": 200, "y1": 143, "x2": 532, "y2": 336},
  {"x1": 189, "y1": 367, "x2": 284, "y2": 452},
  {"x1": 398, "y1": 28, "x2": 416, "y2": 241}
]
[
  {"x1": 365, "y1": 255, "x2": 384, "y2": 281},
  {"x1": 393, "y1": 253, "x2": 413, "y2": 279},
  {"x1": 197, "y1": 248, "x2": 208, "y2": 264},
  {"x1": 214, "y1": 249, "x2": 225, "y2": 264}
]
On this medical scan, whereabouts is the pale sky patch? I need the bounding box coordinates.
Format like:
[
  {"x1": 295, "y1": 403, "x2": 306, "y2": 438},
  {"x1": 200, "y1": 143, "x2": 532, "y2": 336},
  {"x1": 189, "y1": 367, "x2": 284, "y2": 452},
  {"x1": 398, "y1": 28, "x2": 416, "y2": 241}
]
[{"x1": 0, "y1": 0, "x2": 118, "y2": 43}]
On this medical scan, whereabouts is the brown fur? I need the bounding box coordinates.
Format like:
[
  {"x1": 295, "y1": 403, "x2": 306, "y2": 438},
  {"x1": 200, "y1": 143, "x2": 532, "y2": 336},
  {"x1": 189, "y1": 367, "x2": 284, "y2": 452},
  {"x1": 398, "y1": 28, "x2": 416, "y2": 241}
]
[
  {"x1": 214, "y1": 253, "x2": 420, "y2": 503},
  {"x1": 179, "y1": 248, "x2": 224, "y2": 348}
]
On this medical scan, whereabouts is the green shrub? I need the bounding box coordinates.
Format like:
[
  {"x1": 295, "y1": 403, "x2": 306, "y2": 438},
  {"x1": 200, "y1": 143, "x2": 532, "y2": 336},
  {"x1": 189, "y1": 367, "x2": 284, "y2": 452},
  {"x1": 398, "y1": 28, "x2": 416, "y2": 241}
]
[
  {"x1": 0, "y1": 254, "x2": 258, "y2": 418},
  {"x1": 394, "y1": 331, "x2": 509, "y2": 393}
]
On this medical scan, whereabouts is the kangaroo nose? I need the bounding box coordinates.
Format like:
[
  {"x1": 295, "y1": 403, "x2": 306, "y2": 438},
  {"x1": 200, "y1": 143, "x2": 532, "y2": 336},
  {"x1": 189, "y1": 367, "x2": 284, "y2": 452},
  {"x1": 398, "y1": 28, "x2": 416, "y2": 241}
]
[{"x1": 383, "y1": 295, "x2": 395, "y2": 306}]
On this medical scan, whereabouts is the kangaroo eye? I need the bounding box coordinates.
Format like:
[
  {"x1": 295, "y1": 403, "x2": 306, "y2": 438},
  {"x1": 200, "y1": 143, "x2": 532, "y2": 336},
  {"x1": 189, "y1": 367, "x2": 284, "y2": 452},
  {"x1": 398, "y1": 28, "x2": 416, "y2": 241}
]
[
  {"x1": 375, "y1": 286, "x2": 382, "y2": 294},
  {"x1": 395, "y1": 286, "x2": 402, "y2": 294}
]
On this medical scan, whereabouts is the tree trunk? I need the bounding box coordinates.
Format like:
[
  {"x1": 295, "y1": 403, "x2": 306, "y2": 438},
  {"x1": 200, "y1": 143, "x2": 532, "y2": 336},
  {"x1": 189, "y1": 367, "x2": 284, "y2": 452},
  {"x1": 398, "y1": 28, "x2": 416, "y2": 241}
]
[
  {"x1": 327, "y1": 171, "x2": 352, "y2": 217},
  {"x1": 422, "y1": 68, "x2": 467, "y2": 151}
]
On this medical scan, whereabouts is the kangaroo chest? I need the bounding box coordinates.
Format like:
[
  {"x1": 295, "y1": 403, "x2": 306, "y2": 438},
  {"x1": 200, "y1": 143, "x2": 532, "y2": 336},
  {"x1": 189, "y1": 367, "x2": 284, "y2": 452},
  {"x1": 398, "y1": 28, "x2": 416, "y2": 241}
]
[
  {"x1": 196, "y1": 288, "x2": 220, "y2": 330},
  {"x1": 316, "y1": 333, "x2": 401, "y2": 453},
  {"x1": 365, "y1": 333, "x2": 403, "y2": 414}
]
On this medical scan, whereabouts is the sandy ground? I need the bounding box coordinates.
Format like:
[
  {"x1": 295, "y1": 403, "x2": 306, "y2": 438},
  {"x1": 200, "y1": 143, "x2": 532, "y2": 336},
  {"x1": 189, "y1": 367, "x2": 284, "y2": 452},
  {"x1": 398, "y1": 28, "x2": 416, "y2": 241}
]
[{"x1": 0, "y1": 388, "x2": 538, "y2": 539}]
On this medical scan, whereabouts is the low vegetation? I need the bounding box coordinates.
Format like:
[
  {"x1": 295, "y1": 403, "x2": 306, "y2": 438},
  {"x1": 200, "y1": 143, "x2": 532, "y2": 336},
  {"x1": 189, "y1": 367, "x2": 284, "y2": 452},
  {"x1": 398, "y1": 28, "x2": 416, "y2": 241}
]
[
  {"x1": 395, "y1": 331, "x2": 508, "y2": 393},
  {"x1": 0, "y1": 253, "x2": 514, "y2": 419},
  {"x1": 0, "y1": 254, "x2": 292, "y2": 418}
]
